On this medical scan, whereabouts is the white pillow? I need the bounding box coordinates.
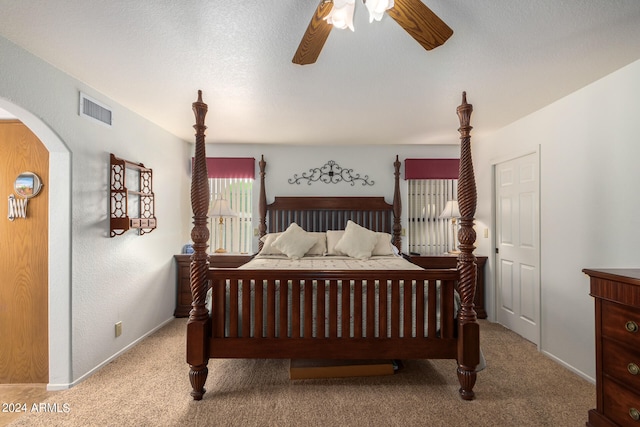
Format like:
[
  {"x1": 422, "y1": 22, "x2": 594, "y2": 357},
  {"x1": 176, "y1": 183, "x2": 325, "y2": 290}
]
[
  {"x1": 334, "y1": 221, "x2": 379, "y2": 259},
  {"x1": 326, "y1": 230, "x2": 345, "y2": 255},
  {"x1": 307, "y1": 232, "x2": 328, "y2": 255},
  {"x1": 261, "y1": 231, "x2": 327, "y2": 256},
  {"x1": 372, "y1": 232, "x2": 395, "y2": 256},
  {"x1": 260, "y1": 232, "x2": 283, "y2": 255},
  {"x1": 272, "y1": 223, "x2": 318, "y2": 259}
]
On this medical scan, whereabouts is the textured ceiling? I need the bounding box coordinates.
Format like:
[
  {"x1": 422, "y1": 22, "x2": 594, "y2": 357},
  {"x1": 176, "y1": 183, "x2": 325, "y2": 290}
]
[{"x1": 1, "y1": 1, "x2": 639, "y2": 145}]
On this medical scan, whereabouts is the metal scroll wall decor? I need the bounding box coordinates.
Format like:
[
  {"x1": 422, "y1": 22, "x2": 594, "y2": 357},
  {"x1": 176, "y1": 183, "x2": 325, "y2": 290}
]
[{"x1": 288, "y1": 160, "x2": 374, "y2": 186}]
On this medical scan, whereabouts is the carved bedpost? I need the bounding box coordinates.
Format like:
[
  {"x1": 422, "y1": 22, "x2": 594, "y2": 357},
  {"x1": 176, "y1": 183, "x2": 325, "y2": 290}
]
[
  {"x1": 258, "y1": 155, "x2": 267, "y2": 251},
  {"x1": 187, "y1": 90, "x2": 211, "y2": 400},
  {"x1": 455, "y1": 92, "x2": 480, "y2": 400},
  {"x1": 392, "y1": 155, "x2": 402, "y2": 252}
]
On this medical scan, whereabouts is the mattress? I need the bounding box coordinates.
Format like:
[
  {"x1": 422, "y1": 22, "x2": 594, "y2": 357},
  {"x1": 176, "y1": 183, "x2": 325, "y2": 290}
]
[{"x1": 241, "y1": 254, "x2": 424, "y2": 270}]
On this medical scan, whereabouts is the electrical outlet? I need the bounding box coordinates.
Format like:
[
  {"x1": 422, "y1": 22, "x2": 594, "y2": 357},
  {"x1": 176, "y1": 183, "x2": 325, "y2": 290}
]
[
  {"x1": 115, "y1": 321, "x2": 122, "y2": 337},
  {"x1": 253, "y1": 228, "x2": 259, "y2": 236},
  {"x1": 484, "y1": 228, "x2": 489, "y2": 238},
  {"x1": 401, "y1": 228, "x2": 406, "y2": 236}
]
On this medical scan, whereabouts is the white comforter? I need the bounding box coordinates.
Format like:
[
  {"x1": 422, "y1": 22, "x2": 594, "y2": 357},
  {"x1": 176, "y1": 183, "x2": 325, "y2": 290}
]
[{"x1": 240, "y1": 254, "x2": 423, "y2": 270}]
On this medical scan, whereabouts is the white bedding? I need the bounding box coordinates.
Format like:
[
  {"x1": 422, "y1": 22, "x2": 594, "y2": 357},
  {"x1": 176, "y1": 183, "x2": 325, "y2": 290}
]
[{"x1": 241, "y1": 254, "x2": 423, "y2": 270}]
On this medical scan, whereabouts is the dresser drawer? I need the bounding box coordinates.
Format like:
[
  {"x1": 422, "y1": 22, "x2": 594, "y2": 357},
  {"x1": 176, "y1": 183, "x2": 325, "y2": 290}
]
[
  {"x1": 603, "y1": 377, "x2": 640, "y2": 426},
  {"x1": 602, "y1": 300, "x2": 640, "y2": 347},
  {"x1": 603, "y1": 338, "x2": 640, "y2": 391}
]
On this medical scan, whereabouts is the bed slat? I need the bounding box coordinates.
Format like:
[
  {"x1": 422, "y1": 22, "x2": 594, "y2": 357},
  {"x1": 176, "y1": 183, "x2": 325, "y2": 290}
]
[
  {"x1": 379, "y1": 280, "x2": 387, "y2": 338},
  {"x1": 416, "y1": 280, "x2": 425, "y2": 338},
  {"x1": 304, "y1": 282, "x2": 313, "y2": 338},
  {"x1": 341, "y1": 281, "x2": 350, "y2": 337},
  {"x1": 214, "y1": 281, "x2": 225, "y2": 338},
  {"x1": 404, "y1": 280, "x2": 413, "y2": 338},
  {"x1": 366, "y1": 281, "x2": 375, "y2": 338},
  {"x1": 242, "y1": 280, "x2": 251, "y2": 338},
  {"x1": 427, "y1": 280, "x2": 437, "y2": 338},
  {"x1": 329, "y1": 280, "x2": 338, "y2": 338},
  {"x1": 317, "y1": 281, "x2": 326, "y2": 338},
  {"x1": 267, "y1": 279, "x2": 276, "y2": 338},
  {"x1": 255, "y1": 280, "x2": 263, "y2": 338},
  {"x1": 353, "y1": 280, "x2": 363, "y2": 338},
  {"x1": 279, "y1": 281, "x2": 287, "y2": 338},
  {"x1": 441, "y1": 280, "x2": 455, "y2": 339},
  {"x1": 291, "y1": 280, "x2": 299, "y2": 338}
]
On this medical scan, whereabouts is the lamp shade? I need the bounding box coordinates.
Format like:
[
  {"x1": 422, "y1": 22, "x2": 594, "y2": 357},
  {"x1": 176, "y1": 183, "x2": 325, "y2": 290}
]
[
  {"x1": 364, "y1": 0, "x2": 394, "y2": 22},
  {"x1": 439, "y1": 200, "x2": 460, "y2": 219},
  {"x1": 325, "y1": 0, "x2": 355, "y2": 31},
  {"x1": 209, "y1": 198, "x2": 237, "y2": 218}
]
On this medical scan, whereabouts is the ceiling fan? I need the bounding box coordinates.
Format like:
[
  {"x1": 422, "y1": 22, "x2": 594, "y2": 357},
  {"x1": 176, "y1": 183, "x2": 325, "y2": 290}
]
[{"x1": 292, "y1": 0, "x2": 453, "y2": 65}]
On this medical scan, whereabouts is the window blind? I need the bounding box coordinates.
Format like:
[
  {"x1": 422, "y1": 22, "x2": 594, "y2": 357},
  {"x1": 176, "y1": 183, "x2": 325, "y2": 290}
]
[
  {"x1": 407, "y1": 179, "x2": 457, "y2": 255},
  {"x1": 209, "y1": 178, "x2": 252, "y2": 254}
]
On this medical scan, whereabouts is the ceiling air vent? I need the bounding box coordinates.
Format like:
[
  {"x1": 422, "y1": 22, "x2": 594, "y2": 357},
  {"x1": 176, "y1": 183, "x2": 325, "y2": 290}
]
[{"x1": 79, "y1": 92, "x2": 112, "y2": 127}]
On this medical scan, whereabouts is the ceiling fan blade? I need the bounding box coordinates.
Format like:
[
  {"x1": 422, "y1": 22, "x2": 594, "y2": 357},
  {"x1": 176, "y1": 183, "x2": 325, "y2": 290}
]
[
  {"x1": 387, "y1": 0, "x2": 453, "y2": 51},
  {"x1": 292, "y1": 0, "x2": 334, "y2": 65}
]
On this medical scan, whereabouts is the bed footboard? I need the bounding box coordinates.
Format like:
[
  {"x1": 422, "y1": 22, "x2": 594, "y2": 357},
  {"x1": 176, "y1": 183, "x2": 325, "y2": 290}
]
[{"x1": 206, "y1": 268, "x2": 460, "y2": 360}]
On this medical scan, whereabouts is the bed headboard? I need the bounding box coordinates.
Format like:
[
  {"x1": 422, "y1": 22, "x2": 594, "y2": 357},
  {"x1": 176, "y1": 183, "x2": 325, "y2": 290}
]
[{"x1": 257, "y1": 156, "x2": 403, "y2": 252}]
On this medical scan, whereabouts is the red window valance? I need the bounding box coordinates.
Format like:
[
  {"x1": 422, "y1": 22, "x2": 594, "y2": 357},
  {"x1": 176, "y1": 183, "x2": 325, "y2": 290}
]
[
  {"x1": 192, "y1": 157, "x2": 255, "y2": 179},
  {"x1": 404, "y1": 158, "x2": 460, "y2": 180}
]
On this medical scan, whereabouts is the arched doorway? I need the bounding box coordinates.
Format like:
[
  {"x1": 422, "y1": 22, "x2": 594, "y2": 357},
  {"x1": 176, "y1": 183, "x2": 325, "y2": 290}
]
[{"x1": 0, "y1": 99, "x2": 72, "y2": 389}]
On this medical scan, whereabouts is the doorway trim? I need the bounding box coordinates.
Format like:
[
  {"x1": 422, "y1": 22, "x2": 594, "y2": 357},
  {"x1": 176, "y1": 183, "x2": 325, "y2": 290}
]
[{"x1": 0, "y1": 98, "x2": 72, "y2": 390}]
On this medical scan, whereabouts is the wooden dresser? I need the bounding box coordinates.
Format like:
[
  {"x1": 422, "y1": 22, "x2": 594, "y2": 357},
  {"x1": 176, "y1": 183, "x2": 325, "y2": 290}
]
[
  {"x1": 584, "y1": 268, "x2": 640, "y2": 427},
  {"x1": 174, "y1": 254, "x2": 253, "y2": 317},
  {"x1": 408, "y1": 254, "x2": 488, "y2": 319}
]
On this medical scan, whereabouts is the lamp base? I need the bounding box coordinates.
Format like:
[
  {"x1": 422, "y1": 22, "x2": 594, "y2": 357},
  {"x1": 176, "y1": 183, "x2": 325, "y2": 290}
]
[
  {"x1": 214, "y1": 248, "x2": 227, "y2": 254},
  {"x1": 448, "y1": 250, "x2": 461, "y2": 254}
]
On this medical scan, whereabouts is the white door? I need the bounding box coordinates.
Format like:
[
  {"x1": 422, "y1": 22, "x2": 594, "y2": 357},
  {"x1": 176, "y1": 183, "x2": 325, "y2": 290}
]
[{"x1": 495, "y1": 152, "x2": 540, "y2": 345}]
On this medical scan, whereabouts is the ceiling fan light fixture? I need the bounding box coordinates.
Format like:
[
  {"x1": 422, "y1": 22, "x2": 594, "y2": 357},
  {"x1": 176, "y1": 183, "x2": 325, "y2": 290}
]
[
  {"x1": 324, "y1": 0, "x2": 356, "y2": 31},
  {"x1": 364, "y1": 0, "x2": 394, "y2": 22}
]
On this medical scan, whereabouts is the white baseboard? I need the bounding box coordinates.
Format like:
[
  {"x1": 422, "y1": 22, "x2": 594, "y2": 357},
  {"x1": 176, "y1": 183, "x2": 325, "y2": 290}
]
[
  {"x1": 541, "y1": 349, "x2": 595, "y2": 384},
  {"x1": 47, "y1": 317, "x2": 175, "y2": 391}
]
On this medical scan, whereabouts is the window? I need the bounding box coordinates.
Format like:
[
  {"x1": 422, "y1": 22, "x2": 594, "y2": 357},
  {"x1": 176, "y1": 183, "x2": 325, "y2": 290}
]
[
  {"x1": 405, "y1": 158, "x2": 459, "y2": 255},
  {"x1": 196, "y1": 157, "x2": 255, "y2": 254},
  {"x1": 209, "y1": 178, "x2": 252, "y2": 254},
  {"x1": 407, "y1": 179, "x2": 457, "y2": 254}
]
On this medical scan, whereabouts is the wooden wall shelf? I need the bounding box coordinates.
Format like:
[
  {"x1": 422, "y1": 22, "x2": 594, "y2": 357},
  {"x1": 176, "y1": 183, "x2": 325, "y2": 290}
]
[{"x1": 110, "y1": 153, "x2": 156, "y2": 237}]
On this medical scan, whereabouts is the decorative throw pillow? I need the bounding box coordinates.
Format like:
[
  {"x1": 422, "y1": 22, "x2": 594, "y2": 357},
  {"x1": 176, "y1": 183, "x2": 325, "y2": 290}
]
[
  {"x1": 334, "y1": 220, "x2": 379, "y2": 259},
  {"x1": 306, "y1": 232, "x2": 328, "y2": 255},
  {"x1": 372, "y1": 232, "x2": 395, "y2": 256},
  {"x1": 259, "y1": 232, "x2": 283, "y2": 255},
  {"x1": 326, "y1": 230, "x2": 345, "y2": 255},
  {"x1": 261, "y1": 231, "x2": 327, "y2": 256},
  {"x1": 272, "y1": 223, "x2": 318, "y2": 259}
]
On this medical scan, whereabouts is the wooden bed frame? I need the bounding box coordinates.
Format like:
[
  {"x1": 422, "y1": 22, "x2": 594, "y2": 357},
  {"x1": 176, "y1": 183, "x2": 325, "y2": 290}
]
[{"x1": 186, "y1": 91, "x2": 479, "y2": 401}]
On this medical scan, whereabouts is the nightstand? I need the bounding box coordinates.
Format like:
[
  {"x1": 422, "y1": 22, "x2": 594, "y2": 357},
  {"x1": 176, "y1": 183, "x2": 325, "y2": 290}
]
[
  {"x1": 173, "y1": 253, "x2": 253, "y2": 317},
  {"x1": 407, "y1": 254, "x2": 487, "y2": 319}
]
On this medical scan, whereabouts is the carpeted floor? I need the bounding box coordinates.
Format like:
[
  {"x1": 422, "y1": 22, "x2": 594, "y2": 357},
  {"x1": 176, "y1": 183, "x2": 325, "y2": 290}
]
[{"x1": 6, "y1": 318, "x2": 595, "y2": 427}]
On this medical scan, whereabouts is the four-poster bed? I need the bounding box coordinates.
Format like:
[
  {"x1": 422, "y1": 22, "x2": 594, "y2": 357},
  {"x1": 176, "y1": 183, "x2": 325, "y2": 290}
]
[{"x1": 186, "y1": 91, "x2": 480, "y2": 401}]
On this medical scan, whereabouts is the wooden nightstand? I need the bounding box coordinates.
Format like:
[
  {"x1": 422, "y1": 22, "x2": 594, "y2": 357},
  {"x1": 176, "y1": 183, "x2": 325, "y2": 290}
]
[
  {"x1": 173, "y1": 254, "x2": 253, "y2": 317},
  {"x1": 407, "y1": 254, "x2": 487, "y2": 319}
]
